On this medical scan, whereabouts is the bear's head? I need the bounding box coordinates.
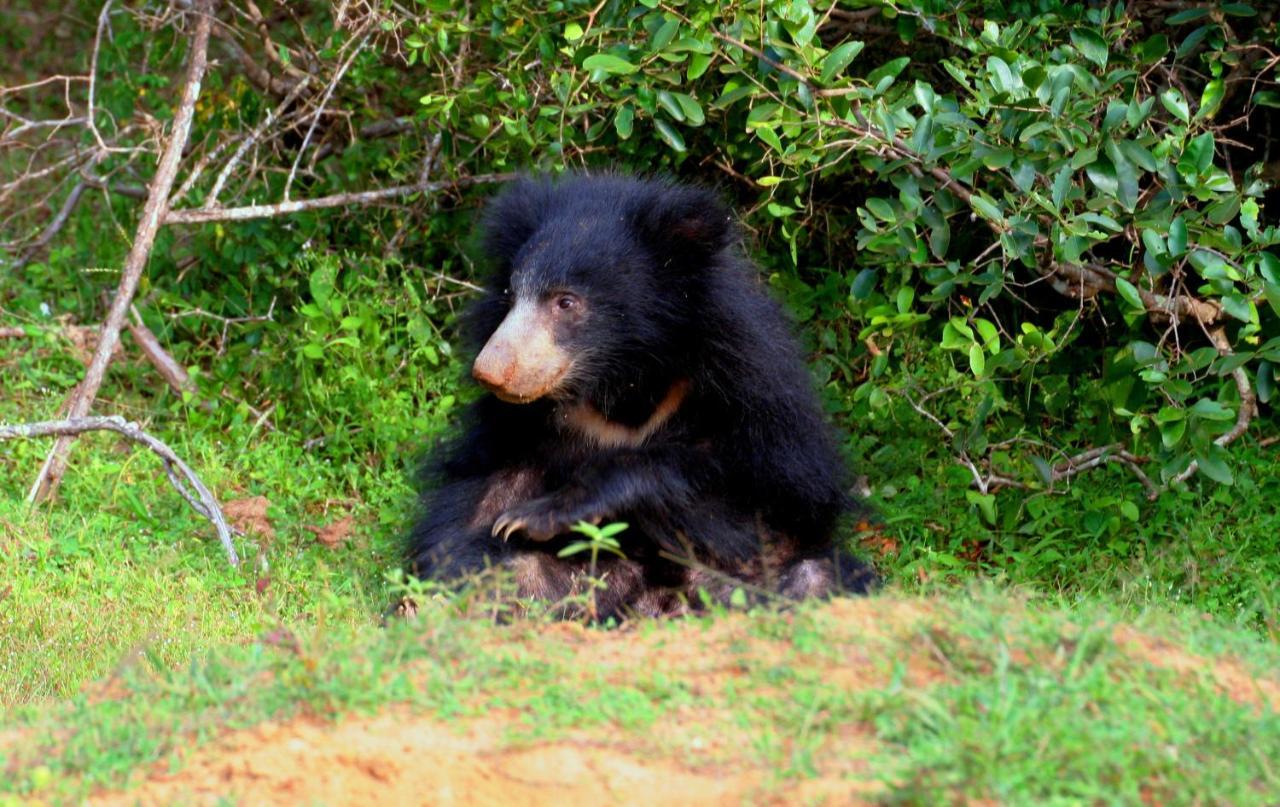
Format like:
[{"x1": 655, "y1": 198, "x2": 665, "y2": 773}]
[{"x1": 465, "y1": 174, "x2": 735, "y2": 405}]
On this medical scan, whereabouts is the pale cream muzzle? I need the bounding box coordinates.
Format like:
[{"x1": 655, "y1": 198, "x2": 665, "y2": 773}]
[{"x1": 472, "y1": 298, "x2": 572, "y2": 403}]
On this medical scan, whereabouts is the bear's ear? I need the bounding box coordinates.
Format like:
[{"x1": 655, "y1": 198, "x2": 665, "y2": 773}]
[
  {"x1": 477, "y1": 175, "x2": 556, "y2": 269},
  {"x1": 634, "y1": 183, "x2": 735, "y2": 262}
]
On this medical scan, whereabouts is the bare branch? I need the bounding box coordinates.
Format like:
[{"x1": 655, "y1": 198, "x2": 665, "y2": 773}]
[
  {"x1": 164, "y1": 172, "x2": 514, "y2": 225},
  {"x1": 86, "y1": 0, "x2": 114, "y2": 152},
  {"x1": 127, "y1": 308, "x2": 195, "y2": 395},
  {"x1": 1, "y1": 416, "x2": 238, "y2": 566},
  {"x1": 29, "y1": 0, "x2": 215, "y2": 503}
]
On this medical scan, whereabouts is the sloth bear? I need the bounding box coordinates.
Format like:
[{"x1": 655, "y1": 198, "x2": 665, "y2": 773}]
[{"x1": 408, "y1": 173, "x2": 875, "y2": 619}]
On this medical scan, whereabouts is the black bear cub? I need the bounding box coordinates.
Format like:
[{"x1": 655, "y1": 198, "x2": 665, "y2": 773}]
[{"x1": 409, "y1": 173, "x2": 875, "y2": 619}]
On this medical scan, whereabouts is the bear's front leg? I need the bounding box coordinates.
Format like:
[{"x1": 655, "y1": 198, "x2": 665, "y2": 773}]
[
  {"x1": 491, "y1": 491, "x2": 602, "y2": 542},
  {"x1": 491, "y1": 451, "x2": 695, "y2": 542}
]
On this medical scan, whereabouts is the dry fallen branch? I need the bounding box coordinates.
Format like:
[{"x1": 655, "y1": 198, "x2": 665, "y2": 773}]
[
  {"x1": 127, "y1": 310, "x2": 196, "y2": 395},
  {"x1": 0, "y1": 416, "x2": 238, "y2": 566},
  {"x1": 29, "y1": 0, "x2": 214, "y2": 503}
]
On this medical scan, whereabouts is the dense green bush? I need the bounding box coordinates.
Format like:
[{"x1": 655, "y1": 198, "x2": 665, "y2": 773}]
[{"x1": 3, "y1": 0, "x2": 1277, "y2": 537}]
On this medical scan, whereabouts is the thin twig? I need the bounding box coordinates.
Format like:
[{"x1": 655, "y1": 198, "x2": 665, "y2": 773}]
[
  {"x1": 1, "y1": 416, "x2": 238, "y2": 566},
  {"x1": 204, "y1": 75, "x2": 311, "y2": 208},
  {"x1": 283, "y1": 27, "x2": 371, "y2": 201}
]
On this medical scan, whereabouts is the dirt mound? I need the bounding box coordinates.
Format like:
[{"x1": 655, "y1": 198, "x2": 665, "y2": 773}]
[
  {"x1": 89, "y1": 599, "x2": 927, "y2": 806},
  {"x1": 89, "y1": 711, "x2": 783, "y2": 807}
]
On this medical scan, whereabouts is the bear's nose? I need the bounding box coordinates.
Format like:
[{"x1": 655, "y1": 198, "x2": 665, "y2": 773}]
[{"x1": 472, "y1": 344, "x2": 514, "y2": 391}]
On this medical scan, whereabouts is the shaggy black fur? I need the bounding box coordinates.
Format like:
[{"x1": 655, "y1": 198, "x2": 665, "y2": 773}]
[{"x1": 408, "y1": 173, "x2": 875, "y2": 618}]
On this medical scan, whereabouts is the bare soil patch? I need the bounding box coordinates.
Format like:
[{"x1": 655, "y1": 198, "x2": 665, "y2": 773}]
[{"x1": 89, "y1": 598, "x2": 936, "y2": 806}]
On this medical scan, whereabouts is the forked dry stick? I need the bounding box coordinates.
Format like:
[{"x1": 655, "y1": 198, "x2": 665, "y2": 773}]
[
  {"x1": 1, "y1": 416, "x2": 238, "y2": 566},
  {"x1": 27, "y1": 0, "x2": 214, "y2": 504}
]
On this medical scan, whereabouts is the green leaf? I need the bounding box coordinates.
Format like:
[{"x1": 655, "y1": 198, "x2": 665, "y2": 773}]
[
  {"x1": 1137, "y1": 34, "x2": 1169, "y2": 64},
  {"x1": 850, "y1": 268, "x2": 877, "y2": 300},
  {"x1": 1168, "y1": 216, "x2": 1187, "y2": 256},
  {"x1": 653, "y1": 118, "x2": 686, "y2": 152},
  {"x1": 1085, "y1": 159, "x2": 1118, "y2": 198},
  {"x1": 1119, "y1": 140, "x2": 1157, "y2": 172},
  {"x1": 1181, "y1": 132, "x2": 1215, "y2": 174},
  {"x1": 987, "y1": 56, "x2": 1016, "y2": 93},
  {"x1": 672, "y1": 92, "x2": 704, "y2": 126},
  {"x1": 1160, "y1": 419, "x2": 1187, "y2": 449},
  {"x1": 1190, "y1": 398, "x2": 1235, "y2": 421},
  {"x1": 598, "y1": 522, "x2": 629, "y2": 538},
  {"x1": 656, "y1": 90, "x2": 684, "y2": 122},
  {"x1": 896, "y1": 286, "x2": 915, "y2": 314},
  {"x1": 309, "y1": 264, "x2": 336, "y2": 308},
  {"x1": 1260, "y1": 253, "x2": 1280, "y2": 284},
  {"x1": 746, "y1": 103, "x2": 780, "y2": 126},
  {"x1": 965, "y1": 490, "x2": 997, "y2": 525},
  {"x1": 651, "y1": 18, "x2": 679, "y2": 50},
  {"x1": 583, "y1": 54, "x2": 639, "y2": 75},
  {"x1": 820, "y1": 40, "x2": 865, "y2": 83},
  {"x1": 1142, "y1": 228, "x2": 1166, "y2": 257},
  {"x1": 1195, "y1": 447, "x2": 1234, "y2": 485},
  {"x1": 1221, "y1": 292, "x2": 1253, "y2": 323},
  {"x1": 614, "y1": 104, "x2": 634, "y2": 139},
  {"x1": 1161, "y1": 88, "x2": 1190, "y2": 123},
  {"x1": 1166, "y1": 8, "x2": 1210, "y2": 23},
  {"x1": 1264, "y1": 280, "x2": 1280, "y2": 319},
  {"x1": 1105, "y1": 140, "x2": 1139, "y2": 210},
  {"x1": 1257, "y1": 361, "x2": 1275, "y2": 404},
  {"x1": 969, "y1": 194, "x2": 1004, "y2": 223},
  {"x1": 867, "y1": 56, "x2": 910, "y2": 87},
  {"x1": 687, "y1": 52, "x2": 712, "y2": 80},
  {"x1": 1051, "y1": 166, "x2": 1073, "y2": 211},
  {"x1": 1177, "y1": 24, "x2": 1212, "y2": 58},
  {"x1": 1115, "y1": 276, "x2": 1145, "y2": 310},
  {"x1": 866, "y1": 198, "x2": 894, "y2": 221},
  {"x1": 1070, "y1": 29, "x2": 1109, "y2": 68},
  {"x1": 968, "y1": 343, "x2": 986, "y2": 376},
  {"x1": 1197, "y1": 78, "x2": 1225, "y2": 120}
]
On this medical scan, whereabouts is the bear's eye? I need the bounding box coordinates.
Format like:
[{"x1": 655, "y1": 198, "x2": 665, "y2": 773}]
[{"x1": 555, "y1": 293, "x2": 579, "y2": 311}]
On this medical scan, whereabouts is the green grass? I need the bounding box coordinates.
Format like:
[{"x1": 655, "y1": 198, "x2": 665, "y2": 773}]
[
  {"x1": 0, "y1": 429, "x2": 406, "y2": 704},
  {"x1": 2, "y1": 590, "x2": 1279, "y2": 804}
]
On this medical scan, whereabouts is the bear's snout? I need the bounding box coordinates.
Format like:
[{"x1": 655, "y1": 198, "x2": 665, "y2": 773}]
[{"x1": 473, "y1": 299, "x2": 571, "y2": 402}]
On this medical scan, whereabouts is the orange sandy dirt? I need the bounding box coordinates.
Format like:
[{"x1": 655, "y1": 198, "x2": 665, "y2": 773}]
[{"x1": 88, "y1": 599, "x2": 933, "y2": 806}]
